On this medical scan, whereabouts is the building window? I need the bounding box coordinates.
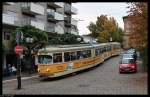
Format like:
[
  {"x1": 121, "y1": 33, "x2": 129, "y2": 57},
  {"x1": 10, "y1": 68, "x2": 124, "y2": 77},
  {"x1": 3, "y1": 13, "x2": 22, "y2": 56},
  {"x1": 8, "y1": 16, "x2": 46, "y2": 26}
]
[{"x1": 4, "y1": 31, "x2": 11, "y2": 40}]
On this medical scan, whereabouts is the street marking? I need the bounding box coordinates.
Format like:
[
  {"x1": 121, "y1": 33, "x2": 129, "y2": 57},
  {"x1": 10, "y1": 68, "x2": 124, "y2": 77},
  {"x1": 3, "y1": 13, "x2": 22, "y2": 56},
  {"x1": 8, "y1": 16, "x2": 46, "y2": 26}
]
[{"x1": 3, "y1": 75, "x2": 39, "y2": 83}]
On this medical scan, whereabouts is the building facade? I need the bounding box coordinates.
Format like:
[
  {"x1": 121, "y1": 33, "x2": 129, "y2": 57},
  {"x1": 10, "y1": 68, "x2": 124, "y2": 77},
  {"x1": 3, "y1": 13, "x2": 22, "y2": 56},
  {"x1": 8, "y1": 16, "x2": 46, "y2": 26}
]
[
  {"x1": 2, "y1": 2, "x2": 78, "y2": 74},
  {"x1": 123, "y1": 16, "x2": 138, "y2": 49}
]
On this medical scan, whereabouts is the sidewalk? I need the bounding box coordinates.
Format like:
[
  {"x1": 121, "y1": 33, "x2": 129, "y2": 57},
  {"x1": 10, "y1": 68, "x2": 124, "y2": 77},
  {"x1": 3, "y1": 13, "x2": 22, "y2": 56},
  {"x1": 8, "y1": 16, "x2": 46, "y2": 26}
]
[{"x1": 3, "y1": 72, "x2": 39, "y2": 82}]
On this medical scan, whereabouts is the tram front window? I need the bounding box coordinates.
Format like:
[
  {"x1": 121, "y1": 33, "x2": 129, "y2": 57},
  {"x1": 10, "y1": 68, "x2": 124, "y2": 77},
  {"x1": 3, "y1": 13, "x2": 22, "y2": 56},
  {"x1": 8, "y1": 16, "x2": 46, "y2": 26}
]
[{"x1": 38, "y1": 55, "x2": 53, "y2": 64}]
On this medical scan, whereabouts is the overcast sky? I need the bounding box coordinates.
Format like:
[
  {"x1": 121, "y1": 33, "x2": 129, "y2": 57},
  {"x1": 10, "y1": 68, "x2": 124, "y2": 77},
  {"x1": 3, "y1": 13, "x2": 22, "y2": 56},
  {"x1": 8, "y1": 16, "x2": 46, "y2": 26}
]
[{"x1": 72, "y1": 2, "x2": 129, "y2": 35}]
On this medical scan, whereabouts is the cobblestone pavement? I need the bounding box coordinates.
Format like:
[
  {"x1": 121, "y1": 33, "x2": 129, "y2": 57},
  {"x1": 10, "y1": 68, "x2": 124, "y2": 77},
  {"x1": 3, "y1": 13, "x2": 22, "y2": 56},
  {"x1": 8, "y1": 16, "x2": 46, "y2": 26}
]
[{"x1": 3, "y1": 56, "x2": 147, "y2": 95}]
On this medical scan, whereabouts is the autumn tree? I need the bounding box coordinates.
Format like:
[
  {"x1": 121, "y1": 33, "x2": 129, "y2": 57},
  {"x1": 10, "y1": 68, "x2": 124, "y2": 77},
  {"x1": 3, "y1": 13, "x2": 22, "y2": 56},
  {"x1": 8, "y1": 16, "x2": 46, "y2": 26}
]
[
  {"x1": 127, "y1": 2, "x2": 148, "y2": 70},
  {"x1": 87, "y1": 15, "x2": 123, "y2": 43}
]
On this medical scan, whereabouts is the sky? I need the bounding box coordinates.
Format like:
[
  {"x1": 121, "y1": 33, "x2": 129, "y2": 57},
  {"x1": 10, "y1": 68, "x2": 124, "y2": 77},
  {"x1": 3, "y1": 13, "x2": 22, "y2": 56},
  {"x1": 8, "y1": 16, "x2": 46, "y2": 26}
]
[{"x1": 72, "y1": 3, "x2": 129, "y2": 35}]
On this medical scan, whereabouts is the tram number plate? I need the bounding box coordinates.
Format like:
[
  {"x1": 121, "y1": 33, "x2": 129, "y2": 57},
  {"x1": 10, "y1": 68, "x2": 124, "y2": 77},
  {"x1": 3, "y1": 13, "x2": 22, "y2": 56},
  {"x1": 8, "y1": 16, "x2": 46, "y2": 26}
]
[{"x1": 67, "y1": 63, "x2": 73, "y2": 70}]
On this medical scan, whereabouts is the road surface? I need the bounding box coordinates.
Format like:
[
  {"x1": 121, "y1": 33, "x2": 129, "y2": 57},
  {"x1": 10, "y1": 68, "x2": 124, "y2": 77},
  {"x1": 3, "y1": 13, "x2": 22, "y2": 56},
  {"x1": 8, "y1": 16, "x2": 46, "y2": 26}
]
[{"x1": 3, "y1": 55, "x2": 147, "y2": 95}]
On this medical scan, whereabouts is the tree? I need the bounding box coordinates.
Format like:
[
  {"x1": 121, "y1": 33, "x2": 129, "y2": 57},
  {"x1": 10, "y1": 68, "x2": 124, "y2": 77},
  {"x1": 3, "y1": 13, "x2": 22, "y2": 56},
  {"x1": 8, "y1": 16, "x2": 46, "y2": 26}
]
[
  {"x1": 12, "y1": 25, "x2": 49, "y2": 72},
  {"x1": 87, "y1": 22, "x2": 98, "y2": 38},
  {"x1": 87, "y1": 15, "x2": 123, "y2": 43},
  {"x1": 127, "y1": 2, "x2": 148, "y2": 70},
  {"x1": 48, "y1": 33, "x2": 83, "y2": 45},
  {"x1": 12, "y1": 25, "x2": 48, "y2": 51}
]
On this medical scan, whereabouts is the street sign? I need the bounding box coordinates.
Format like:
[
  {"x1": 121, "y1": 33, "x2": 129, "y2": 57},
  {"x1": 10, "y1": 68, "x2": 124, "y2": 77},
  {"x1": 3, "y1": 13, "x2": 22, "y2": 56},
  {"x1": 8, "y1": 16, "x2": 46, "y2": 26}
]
[
  {"x1": 14, "y1": 45, "x2": 24, "y2": 55},
  {"x1": 16, "y1": 32, "x2": 23, "y2": 44}
]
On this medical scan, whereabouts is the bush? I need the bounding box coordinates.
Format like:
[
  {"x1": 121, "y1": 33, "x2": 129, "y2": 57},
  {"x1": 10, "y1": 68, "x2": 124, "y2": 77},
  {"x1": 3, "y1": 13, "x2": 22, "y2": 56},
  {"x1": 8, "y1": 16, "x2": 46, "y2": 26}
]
[{"x1": 48, "y1": 33, "x2": 83, "y2": 45}]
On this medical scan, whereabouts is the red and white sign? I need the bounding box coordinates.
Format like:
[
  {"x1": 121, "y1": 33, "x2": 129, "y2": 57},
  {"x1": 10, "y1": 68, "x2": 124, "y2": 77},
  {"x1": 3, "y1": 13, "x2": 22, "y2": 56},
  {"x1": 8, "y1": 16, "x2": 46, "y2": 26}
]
[{"x1": 14, "y1": 45, "x2": 23, "y2": 55}]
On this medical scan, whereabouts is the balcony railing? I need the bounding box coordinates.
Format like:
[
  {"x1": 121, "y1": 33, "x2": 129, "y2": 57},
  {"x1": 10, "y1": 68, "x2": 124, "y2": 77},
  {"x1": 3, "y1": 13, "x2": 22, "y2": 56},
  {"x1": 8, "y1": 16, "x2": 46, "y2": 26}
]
[
  {"x1": 64, "y1": 3, "x2": 77, "y2": 14},
  {"x1": 55, "y1": 25, "x2": 64, "y2": 34},
  {"x1": 2, "y1": 13, "x2": 20, "y2": 26},
  {"x1": 21, "y1": 3, "x2": 45, "y2": 15},
  {"x1": 64, "y1": 16, "x2": 71, "y2": 27},
  {"x1": 21, "y1": 18, "x2": 45, "y2": 31},
  {"x1": 71, "y1": 30, "x2": 78, "y2": 35},
  {"x1": 46, "y1": 25, "x2": 64, "y2": 34},
  {"x1": 46, "y1": 26, "x2": 56, "y2": 33},
  {"x1": 71, "y1": 18, "x2": 77, "y2": 26},
  {"x1": 64, "y1": 3, "x2": 71, "y2": 14},
  {"x1": 3, "y1": 2, "x2": 15, "y2": 5},
  {"x1": 71, "y1": 6, "x2": 77, "y2": 14},
  {"x1": 47, "y1": 2, "x2": 64, "y2": 8},
  {"x1": 47, "y1": 10, "x2": 64, "y2": 22}
]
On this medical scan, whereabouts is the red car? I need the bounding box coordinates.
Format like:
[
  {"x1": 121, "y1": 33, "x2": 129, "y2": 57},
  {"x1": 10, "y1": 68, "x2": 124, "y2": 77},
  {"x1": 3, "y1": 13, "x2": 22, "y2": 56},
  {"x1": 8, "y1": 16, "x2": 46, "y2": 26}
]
[{"x1": 119, "y1": 58, "x2": 137, "y2": 73}]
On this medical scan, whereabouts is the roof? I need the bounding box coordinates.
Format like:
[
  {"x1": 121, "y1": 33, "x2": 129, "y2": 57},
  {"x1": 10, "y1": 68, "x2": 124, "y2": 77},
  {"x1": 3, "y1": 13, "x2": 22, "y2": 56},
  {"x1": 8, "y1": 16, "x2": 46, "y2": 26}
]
[{"x1": 38, "y1": 42, "x2": 120, "y2": 53}]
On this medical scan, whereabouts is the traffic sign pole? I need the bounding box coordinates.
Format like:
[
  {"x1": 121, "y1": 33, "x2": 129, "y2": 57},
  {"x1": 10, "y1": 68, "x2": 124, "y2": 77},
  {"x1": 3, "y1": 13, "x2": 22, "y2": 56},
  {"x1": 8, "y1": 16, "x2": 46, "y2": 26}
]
[
  {"x1": 17, "y1": 55, "x2": 21, "y2": 89},
  {"x1": 15, "y1": 32, "x2": 23, "y2": 90}
]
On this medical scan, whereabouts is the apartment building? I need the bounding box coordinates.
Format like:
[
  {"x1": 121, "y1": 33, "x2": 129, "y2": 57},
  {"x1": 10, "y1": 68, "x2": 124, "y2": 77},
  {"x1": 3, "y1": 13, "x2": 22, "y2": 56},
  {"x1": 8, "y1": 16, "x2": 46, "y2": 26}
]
[
  {"x1": 2, "y1": 2, "x2": 78, "y2": 73},
  {"x1": 123, "y1": 15, "x2": 138, "y2": 49}
]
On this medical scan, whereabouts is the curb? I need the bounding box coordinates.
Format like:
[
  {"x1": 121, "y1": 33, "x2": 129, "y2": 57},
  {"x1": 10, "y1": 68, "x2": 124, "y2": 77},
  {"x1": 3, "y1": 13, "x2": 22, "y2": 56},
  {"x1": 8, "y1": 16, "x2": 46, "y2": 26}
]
[{"x1": 3, "y1": 75, "x2": 39, "y2": 83}]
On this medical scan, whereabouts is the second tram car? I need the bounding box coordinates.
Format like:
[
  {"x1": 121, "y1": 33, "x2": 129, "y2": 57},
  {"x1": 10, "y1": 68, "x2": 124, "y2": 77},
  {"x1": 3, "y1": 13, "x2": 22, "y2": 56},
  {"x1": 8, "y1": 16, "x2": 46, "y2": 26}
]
[{"x1": 36, "y1": 42, "x2": 121, "y2": 78}]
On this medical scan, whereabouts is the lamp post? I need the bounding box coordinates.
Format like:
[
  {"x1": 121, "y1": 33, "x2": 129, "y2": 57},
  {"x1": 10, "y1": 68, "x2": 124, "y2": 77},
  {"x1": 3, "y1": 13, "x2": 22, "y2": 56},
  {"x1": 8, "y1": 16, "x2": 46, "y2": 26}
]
[{"x1": 26, "y1": 37, "x2": 34, "y2": 74}]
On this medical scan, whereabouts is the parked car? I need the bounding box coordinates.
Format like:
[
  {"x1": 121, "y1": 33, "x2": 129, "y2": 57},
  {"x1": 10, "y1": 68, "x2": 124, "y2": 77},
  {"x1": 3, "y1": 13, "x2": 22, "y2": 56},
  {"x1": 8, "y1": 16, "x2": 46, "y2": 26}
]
[
  {"x1": 127, "y1": 48, "x2": 137, "y2": 61},
  {"x1": 119, "y1": 58, "x2": 137, "y2": 73},
  {"x1": 121, "y1": 53, "x2": 134, "y2": 59}
]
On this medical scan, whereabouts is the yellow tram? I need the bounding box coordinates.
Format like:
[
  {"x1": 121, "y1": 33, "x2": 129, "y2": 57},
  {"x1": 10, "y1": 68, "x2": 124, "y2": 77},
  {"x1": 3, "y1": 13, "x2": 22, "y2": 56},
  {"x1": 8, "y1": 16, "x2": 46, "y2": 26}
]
[{"x1": 36, "y1": 42, "x2": 121, "y2": 78}]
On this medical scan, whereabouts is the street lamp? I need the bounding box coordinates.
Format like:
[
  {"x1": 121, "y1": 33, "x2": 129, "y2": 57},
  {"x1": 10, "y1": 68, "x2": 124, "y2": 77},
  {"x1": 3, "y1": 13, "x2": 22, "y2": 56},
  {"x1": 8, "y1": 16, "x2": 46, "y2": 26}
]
[{"x1": 26, "y1": 37, "x2": 34, "y2": 74}]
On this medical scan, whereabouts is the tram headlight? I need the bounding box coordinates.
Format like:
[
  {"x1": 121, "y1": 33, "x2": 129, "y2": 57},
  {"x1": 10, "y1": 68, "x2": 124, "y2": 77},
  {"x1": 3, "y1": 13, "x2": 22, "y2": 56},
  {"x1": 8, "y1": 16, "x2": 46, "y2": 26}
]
[
  {"x1": 38, "y1": 68, "x2": 40, "y2": 72},
  {"x1": 46, "y1": 69, "x2": 50, "y2": 72}
]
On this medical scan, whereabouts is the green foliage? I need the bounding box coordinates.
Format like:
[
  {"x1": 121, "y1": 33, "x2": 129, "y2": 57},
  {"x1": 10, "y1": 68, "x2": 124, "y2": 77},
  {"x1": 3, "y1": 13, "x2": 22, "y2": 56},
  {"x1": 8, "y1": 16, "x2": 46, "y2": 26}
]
[
  {"x1": 48, "y1": 33, "x2": 83, "y2": 45},
  {"x1": 87, "y1": 22, "x2": 98, "y2": 37},
  {"x1": 12, "y1": 25, "x2": 49, "y2": 50},
  {"x1": 87, "y1": 15, "x2": 124, "y2": 43}
]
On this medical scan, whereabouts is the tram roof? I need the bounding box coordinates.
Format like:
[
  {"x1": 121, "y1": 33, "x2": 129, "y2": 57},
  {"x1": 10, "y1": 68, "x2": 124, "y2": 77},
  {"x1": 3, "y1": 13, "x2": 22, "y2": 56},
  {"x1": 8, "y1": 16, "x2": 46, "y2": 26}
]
[{"x1": 38, "y1": 42, "x2": 120, "y2": 52}]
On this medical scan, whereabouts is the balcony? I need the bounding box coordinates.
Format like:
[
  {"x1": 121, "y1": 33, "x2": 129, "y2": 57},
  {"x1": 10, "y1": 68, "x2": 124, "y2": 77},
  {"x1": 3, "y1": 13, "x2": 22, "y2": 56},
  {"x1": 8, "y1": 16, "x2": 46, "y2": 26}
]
[
  {"x1": 71, "y1": 6, "x2": 77, "y2": 14},
  {"x1": 46, "y1": 26, "x2": 56, "y2": 33},
  {"x1": 47, "y1": 2, "x2": 64, "y2": 8},
  {"x1": 3, "y1": 2, "x2": 15, "y2": 5},
  {"x1": 47, "y1": 10, "x2": 64, "y2": 22},
  {"x1": 21, "y1": 3, "x2": 45, "y2": 16},
  {"x1": 21, "y1": 18, "x2": 45, "y2": 31},
  {"x1": 64, "y1": 3, "x2": 77, "y2": 15},
  {"x1": 46, "y1": 25, "x2": 64, "y2": 34},
  {"x1": 71, "y1": 18, "x2": 77, "y2": 26},
  {"x1": 55, "y1": 25, "x2": 64, "y2": 34},
  {"x1": 64, "y1": 3, "x2": 71, "y2": 14},
  {"x1": 3, "y1": 13, "x2": 20, "y2": 26},
  {"x1": 64, "y1": 16, "x2": 71, "y2": 27},
  {"x1": 71, "y1": 30, "x2": 78, "y2": 35}
]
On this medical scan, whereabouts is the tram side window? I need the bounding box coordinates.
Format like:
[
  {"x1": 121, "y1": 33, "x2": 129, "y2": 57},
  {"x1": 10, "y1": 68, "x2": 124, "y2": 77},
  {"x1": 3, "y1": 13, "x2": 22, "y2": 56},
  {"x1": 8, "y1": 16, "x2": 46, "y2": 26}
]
[
  {"x1": 95, "y1": 48, "x2": 101, "y2": 56},
  {"x1": 100, "y1": 48, "x2": 103, "y2": 54},
  {"x1": 53, "y1": 53, "x2": 62, "y2": 63},
  {"x1": 64, "y1": 52, "x2": 77, "y2": 62},
  {"x1": 103, "y1": 47, "x2": 106, "y2": 52},
  {"x1": 77, "y1": 50, "x2": 91, "y2": 59},
  {"x1": 71, "y1": 52, "x2": 77, "y2": 61},
  {"x1": 77, "y1": 51, "x2": 83, "y2": 59},
  {"x1": 108, "y1": 46, "x2": 111, "y2": 51},
  {"x1": 38, "y1": 55, "x2": 53, "y2": 64},
  {"x1": 85, "y1": 50, "x2": 91, "y2": 58}
]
